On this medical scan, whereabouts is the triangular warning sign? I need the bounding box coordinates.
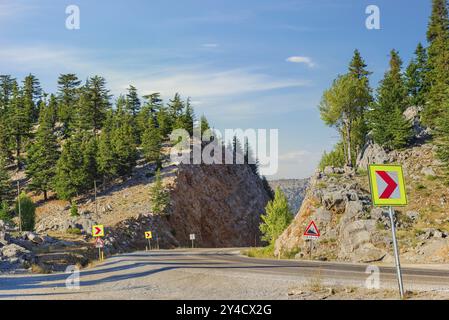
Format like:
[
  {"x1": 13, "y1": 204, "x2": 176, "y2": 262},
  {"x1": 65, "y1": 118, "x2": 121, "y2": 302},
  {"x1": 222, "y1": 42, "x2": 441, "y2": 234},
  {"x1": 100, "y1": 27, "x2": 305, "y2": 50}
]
[{"x1": 304, "y1": 221, "x2": 320, "y2": 238}]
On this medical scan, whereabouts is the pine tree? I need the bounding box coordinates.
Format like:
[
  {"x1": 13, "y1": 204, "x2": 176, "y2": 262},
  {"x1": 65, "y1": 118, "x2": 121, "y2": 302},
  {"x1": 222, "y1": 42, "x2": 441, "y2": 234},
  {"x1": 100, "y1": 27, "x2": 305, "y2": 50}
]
[
  {"x1": 405, "y1": 43, "x2": 429, "y2": 107},
  {"x1": 156, "y1": 106, "x2": 172, "y2": 138},
  {"x1": 26, "y1": 100, "x2": 60, "y2": 201},
  {"x1": 369, "y1": 50, "x2": 412, "y2": 150},
  {"x1": 54, "y1": 133, "x2": 89, "y2": 200},
  {"x1": 125, "y1": 85, "x2": 141, "y2": 117},
  {"x1": 111, "y1": 99, "x2": 138, "y2": 176},
  {"x1": 149, "y1": 169, "x2": 169, "y2": 215},
  {"x1": 423, "y1": 0, "x2": 449, "y2": 127},
  {"x1": 167, "y1": 93, "x2": 184, "y2": 121},
  {"x1": 142, "y1": 117, "x2": 162, "y2": 168},
  {"x1": 97, "y1": 110, "x2": 118, "y2": 182},
  {"x1": 70, "y1": 200, "x2": 79, "y2": 217},
  {"x1": 9, "y1": 82, "x2": 31, "y2": 170},
  {"x1": 57, "y1": 74, "x2": 81, "y2": 137},
  {"x1": 259, "y1": 187, "x2": 293, "y2": 245},
  {"x1": 199, "y1": 115, "x2": 210, "y2": 135},
  {"x1": 0, "y1": 158, "x2": 11, "y2": 203},
  {"x1": 22, "y1": 74, "x2": 42, "y2": 123},
  {"x1": 0, "y1": 75, "x2": 16, "y2": 113},
  {"x1": 76, "y1": 76, "x2": 111, "y2": 134},
  {"x1": 348, "y1": 50, "x2": 373, "y2": 156}
]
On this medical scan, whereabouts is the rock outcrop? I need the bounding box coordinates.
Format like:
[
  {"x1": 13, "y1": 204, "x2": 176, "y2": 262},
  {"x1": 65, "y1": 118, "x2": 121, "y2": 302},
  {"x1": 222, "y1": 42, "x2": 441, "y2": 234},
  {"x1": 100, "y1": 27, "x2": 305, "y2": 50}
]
[
  {"x1": 268, "y1": 179, "x2": 309, "y2": 214},
  {"x1": 275, "y1": 139, "x2": 449, "y2": 264}
]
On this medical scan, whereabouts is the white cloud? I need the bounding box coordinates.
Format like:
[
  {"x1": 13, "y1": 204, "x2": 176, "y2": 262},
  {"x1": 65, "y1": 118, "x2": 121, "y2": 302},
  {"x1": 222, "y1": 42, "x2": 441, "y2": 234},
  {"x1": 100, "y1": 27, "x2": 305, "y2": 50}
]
[
  {"x1": 286, "y1": 56, "x2": 315, "y2": 67},
  {"x1": 0, "y1": 46, "x2": 309, "y2": 99},
  {"x1": 201, "y1": 43, "x2": 219, "y2": 48},
  {"x1": 270, "y1": 150, "x2": 321, "y2": 179}
]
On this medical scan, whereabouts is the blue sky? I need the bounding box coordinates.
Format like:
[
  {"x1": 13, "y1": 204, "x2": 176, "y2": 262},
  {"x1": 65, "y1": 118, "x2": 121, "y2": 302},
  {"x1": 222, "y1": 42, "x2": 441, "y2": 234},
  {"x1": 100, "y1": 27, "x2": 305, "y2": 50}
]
[{"x1": 0, "y1": 0, "x2": 432, "y2": 179}]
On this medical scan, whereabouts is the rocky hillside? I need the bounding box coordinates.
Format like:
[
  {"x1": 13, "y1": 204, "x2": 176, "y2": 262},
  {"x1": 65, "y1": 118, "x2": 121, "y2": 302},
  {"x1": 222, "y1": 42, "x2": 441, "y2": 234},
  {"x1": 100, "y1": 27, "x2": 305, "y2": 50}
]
[
  {"x1": 268, "y1": 179, "x2": 309, "y2": 214},
  {"x1": 34, "y1": 153, "x2": 269, "y2": 249},
  {"x1": 275, "y1": 108, "x2": 449, "y2": 264}
]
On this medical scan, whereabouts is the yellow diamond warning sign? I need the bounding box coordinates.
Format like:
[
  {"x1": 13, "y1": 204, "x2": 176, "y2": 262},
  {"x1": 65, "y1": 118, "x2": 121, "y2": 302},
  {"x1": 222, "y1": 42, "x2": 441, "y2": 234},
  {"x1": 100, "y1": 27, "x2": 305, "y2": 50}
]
[
  {"x1": 368, "y1": 164, "x2": 407, "y2": 206},
  {"x1": 145, "y1": 231, "x2": 153, "y2": 239}
]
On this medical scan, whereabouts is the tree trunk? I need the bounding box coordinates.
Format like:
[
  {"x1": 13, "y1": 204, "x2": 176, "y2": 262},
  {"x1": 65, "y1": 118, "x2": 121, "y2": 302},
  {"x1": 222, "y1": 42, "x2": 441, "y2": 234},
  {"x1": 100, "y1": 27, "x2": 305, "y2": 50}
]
[
  {"x1": 16, "y1": 136, "x2": 21, "y2": 171},
  {"x1": 345, "y1": 120, "x2": 352, "y2": 167}
]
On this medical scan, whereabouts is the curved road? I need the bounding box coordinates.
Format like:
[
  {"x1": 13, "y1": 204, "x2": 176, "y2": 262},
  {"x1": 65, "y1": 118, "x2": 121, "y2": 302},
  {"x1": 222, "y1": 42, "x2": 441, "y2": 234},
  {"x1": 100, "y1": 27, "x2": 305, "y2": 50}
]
[{"x1": 1, "y1": 248, "x2": 449, "y2": 299}]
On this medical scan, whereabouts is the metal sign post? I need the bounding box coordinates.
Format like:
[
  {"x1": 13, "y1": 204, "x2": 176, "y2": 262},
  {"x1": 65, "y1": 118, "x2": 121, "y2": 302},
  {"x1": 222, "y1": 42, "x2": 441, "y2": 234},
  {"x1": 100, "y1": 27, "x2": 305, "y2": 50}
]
[
  {"x1": 388, "y1": 206, "x2": 405, "y2": 298},
  {"x1": 190, "y1": 234, "x2": 195, "y2": 248},
  {"x1": 368, "y1": 164, "x2": 407, "y2": 299}
]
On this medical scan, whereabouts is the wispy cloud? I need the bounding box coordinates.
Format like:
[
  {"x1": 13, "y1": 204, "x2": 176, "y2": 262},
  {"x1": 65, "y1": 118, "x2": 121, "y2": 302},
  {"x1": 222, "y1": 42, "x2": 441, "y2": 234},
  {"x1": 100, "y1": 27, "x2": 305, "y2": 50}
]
[
  {"x1": 0, "y1": 1, "x2": 34, "y2": 18},
  {"x1": 201, "y1": 43, "x2": 219, "y2": 48},
  {"x1": 0, "y1": 45, "x2": 310, "y2": 101},
  {"x1": 286, "y1": 56, "x2": 315, "y2": 68}
]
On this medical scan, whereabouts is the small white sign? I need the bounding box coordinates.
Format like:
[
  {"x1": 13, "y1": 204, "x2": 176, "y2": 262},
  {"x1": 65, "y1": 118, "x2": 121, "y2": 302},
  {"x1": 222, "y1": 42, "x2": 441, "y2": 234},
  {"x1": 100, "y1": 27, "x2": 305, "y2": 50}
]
[{"x1": 190, "y1": 234, "x2": 195, "y2": 240}]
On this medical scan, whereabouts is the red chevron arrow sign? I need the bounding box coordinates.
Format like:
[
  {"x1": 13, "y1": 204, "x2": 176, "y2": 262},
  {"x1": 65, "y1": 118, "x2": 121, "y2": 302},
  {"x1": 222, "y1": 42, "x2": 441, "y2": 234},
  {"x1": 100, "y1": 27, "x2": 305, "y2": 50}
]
[{"x1": 368, "y1": 165, "x2": 407, "y2": 206}]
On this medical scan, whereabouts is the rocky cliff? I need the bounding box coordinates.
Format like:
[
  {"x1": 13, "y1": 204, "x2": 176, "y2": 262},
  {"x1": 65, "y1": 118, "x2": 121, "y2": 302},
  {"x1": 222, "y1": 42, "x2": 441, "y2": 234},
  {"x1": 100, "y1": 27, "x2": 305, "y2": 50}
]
[
  {"x1": 274, "y1": 108, "x2": 449, "y2": 264},
  {"x1": 34, "y1": 156, "x2": 269, "y2": 252}
]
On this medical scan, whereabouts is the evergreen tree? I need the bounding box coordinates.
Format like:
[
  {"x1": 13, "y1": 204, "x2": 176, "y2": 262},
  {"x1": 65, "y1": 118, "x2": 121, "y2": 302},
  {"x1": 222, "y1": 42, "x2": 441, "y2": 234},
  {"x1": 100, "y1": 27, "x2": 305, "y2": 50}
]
[
  {"x1": 76, "y1": 76, "x2": 111, "y2": 134},
  {"x1": 423, "y1": 0, "x2": 449, "y2": 127},
  {"x1": 9, "y1": 82, "x2": 31, "y2": 170},
  {"x1": 111, "y1": 99, "x2": 138, "y2": 176},
  {"x1": 137, "y1": 93, "x2": 163, "y2": 143},
  {"x1": 156, "y1": 106, "x2": 172, "y2": 138},
  {"x1": 167, "y1": 93, "x2": 184, "y2": 121},
  {"x1": 54, "y1": 132, "x2": 89, "y2": 200},
  {"x1": 0, "y1": 200, "x2": 11, "y2": 222},
  {"x1": 405, "y1": 43, "x2": 430, "y2": 107},
  {"x1": 0, "y1": 75, "x2": 16, "y2": 113},
  {"x1": 15, "y1": 192, "x2": 35, "y2": 231},
  {"x1": 244, "y1": 138, "x2": 259, "y2": 176},
  {"x1": 57, "y1": 74, "x2": 81, "y2": 137},
  {"x1": 97, "y1": 110, "x2": 118, "y2": 182},
  {"x1": 142, "y1": 117, "x2": 162, "y2": 167},
  {"x1": 22, "y1": 74, "x2": 42, "y2": 123},
  {"x1": 0, "y1": 158, "x2": 11, "y2": 203},
  {"x1": 348, "y1": 49, "x2": 373, "y2": 157},
  {"x1": 149, "y1": 169, "x2": 169, "y2": 215},
  {"x1": 369, "y1": 50, "x2": 412, "y2": 150},
  {"x1": 259, "y1": 187, "x2": 293, "y2": 245},
  {"x1": 199, "y1": 115, "x2": 210, "y2": 135},
  {"x1": 26, "y1": 100, "x2": 60, "y2": 200},
  {"x1": 125, "y1": 85, "x2": 141, "y2": 117}
]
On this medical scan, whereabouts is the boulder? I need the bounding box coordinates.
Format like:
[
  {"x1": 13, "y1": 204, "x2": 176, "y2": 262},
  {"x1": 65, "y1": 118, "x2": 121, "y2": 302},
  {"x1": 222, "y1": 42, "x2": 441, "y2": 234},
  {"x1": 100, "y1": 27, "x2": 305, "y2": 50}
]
[
  {"x1": 0, "y1": 243, "x2": 32, "y2": 260},
  {"x1": 356, "y1": 142, "x2": 389, "y2": 170},
  {"x1": 421, "y1": 167, "x2": 436, "y2": 177}
]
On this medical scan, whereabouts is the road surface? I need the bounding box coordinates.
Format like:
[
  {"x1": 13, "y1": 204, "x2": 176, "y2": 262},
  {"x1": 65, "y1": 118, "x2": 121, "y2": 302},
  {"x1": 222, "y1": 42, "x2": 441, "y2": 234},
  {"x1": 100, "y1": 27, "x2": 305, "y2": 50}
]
[{"x1": 1, "y1": 248, "x2": 449, "y2": 299}]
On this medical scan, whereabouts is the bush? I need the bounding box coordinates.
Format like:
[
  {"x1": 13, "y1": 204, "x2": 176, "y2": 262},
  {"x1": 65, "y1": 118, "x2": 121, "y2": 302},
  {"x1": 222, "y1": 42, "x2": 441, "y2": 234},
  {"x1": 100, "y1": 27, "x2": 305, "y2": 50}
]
[
  {"x1": 15, "y1": 192, "x2": 36, "y2": 231},
  {"x1": 0, "y1": 201, "x2": 12, "y2": 222},
  {"x1": 70, "y1": 200, "x2": 79, "y2": 217},
  {"x1": 319, "y1": 142, "x2": 345, "y2": 170}
]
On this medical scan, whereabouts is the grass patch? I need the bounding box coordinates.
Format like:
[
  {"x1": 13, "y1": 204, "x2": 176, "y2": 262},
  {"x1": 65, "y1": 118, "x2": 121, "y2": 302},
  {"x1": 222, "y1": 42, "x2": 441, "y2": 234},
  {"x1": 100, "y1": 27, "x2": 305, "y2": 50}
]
[
  {"x1": 426, "y1": 175, "x2": 438, "y2": 181},
  {"x1": 242, "y1": 245, "x2": 275, "y2": 258},
  {"x1": 415, "y1": 183, "x2": 427, "y2": 191},
  {"x1": 66, "y1": 227, "x2": 82, "y2": 235}
]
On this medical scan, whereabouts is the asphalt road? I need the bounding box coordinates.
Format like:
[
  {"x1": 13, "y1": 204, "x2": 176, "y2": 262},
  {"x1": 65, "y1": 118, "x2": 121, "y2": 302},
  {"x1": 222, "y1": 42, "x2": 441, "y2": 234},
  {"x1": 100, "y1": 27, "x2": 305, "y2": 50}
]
[{"x1": 1, "y1": 248, "x2": 449, "y2": 299}]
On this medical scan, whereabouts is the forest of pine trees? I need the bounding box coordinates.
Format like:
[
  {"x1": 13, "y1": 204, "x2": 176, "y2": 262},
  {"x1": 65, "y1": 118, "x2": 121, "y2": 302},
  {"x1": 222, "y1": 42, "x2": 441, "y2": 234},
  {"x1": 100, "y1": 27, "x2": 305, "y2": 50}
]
[
  {"x1": 0, "y1": 72, "x2": 266, "y2": 218},
  {"x1": 320, "y1": 0, "x2": 449, "y2": 173}
]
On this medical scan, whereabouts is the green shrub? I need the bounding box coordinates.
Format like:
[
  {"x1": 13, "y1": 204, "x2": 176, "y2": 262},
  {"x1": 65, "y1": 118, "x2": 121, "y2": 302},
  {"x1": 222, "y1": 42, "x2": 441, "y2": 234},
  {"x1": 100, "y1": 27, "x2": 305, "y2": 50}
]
[
  {"x1": 319, "y1": 142, "x2": 345, "y2": 170},
  {"x1": 70, "y1": 200, "x2": 79, "y2": 217},
  {"x1": 15, "y1": 192, "x2": 35, "y2": 231},
  {"x1": 0, "y1": 201, "x2": 12, "y2": 222}
]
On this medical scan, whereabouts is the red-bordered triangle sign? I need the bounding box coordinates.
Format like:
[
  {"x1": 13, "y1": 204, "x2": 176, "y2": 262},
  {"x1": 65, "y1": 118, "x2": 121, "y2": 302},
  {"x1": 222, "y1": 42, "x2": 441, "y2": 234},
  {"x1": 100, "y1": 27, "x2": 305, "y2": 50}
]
[{"x1": 304, "y1": 221, "x2": 320, "y2": 238}]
